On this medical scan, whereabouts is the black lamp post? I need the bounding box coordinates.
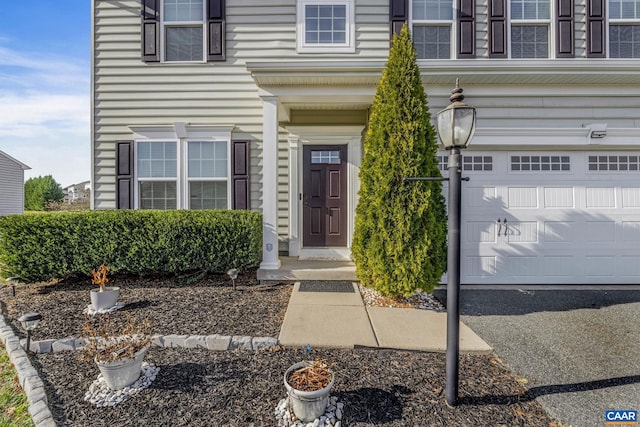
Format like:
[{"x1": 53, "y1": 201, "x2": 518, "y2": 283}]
[
  {"x1": 18, "y1": 312, "x2": 42, "y2": 354},
  {"x1": 437, "y1": 80, "x2": 476, "y2": 406}
]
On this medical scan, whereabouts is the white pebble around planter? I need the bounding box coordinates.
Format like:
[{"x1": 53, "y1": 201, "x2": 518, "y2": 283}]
[
  {"x1": 84, "y1": 362, "x2": 160, "y2": 407},
  {"x1": 275, "y1": 395, "x2": 343, "y2": 427}
]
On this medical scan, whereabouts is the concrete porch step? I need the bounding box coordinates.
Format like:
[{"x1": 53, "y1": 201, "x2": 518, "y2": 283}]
[{"x1": 257, "y1": 257, "x2": 358, "y2": 282}]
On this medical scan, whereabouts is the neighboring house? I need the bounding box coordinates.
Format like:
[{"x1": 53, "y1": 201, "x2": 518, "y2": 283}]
[
  {"x1": 0, "y1": 150, "x2": 30, "y2": 216},
  {"x1": 63, "y1": 181, "x2": 91, "y2": 204},
  {"x1": 91, "y1": 0, "x2": 640, "y2": 285}
]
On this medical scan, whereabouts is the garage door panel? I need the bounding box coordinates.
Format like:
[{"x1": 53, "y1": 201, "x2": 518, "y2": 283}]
[
  {"x1": 507, "y1": 256, "x2": 538, "y2": 277},
  {"x1": 585, "y1": 221, "x2": 616, "y2": 242},
  {"x1": 621, "y1": 222, "x2": 640, "y2": 242},
  {"x1": 457, "y1": 150, "x2": 640, "y2": 284},
  {"x1": 508, "y1": 187, "x2": 538, "y2": 208},
  {"x1": 618, "y1": 256, "x2": 640, "y2": 276},
  {"x1": 466, "y1": 221, "x2": 497, "y2": 243},
  {"x1": 585, "y1": 256, "x2": 615, "y2": 277},
  {"x1": 543, "y1": 221, "x2": 575, "y2": 242},
  {"x1": 465, "y1": 256, "x2": 496, "y2": 277},
  {"x1": 544, "y1": 187, "x2": 574, "y2": 208},
  {"x1": 622, "y1": 187, "x2": 640, "y2": 208},
  {"x1": 586, "y1": 187, "x2": 616, "y2": 208},
  {"x1": 543, "y1": 256, "x2": 575, "y2": 277},
  {"x1": 465, "y1": 186, "x2": 497, "y2": 209},
  {"x1": 505, "y1": 221, "x2": 538, "y2": 243}
]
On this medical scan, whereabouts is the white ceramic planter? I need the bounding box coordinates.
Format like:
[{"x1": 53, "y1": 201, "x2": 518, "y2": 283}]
[
  {"x1": 90, "y1": 286, "x2": 120, "y2": 311},
  {"x1": 96, "y1": 347, "x2": 147, "y2": 390},
  {"x1": 284, "y1": 361, "x2": 335, "y2": 422}
]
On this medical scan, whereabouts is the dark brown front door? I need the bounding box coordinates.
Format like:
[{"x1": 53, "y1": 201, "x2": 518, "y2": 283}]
[{"x1": 302, "y1": 145, "x2": 348, "y2": 247}]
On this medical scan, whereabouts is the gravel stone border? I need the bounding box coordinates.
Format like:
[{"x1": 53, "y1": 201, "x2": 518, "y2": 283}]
[{"x1": 0, "y1": 312, "x2": 56, "y2": 427}]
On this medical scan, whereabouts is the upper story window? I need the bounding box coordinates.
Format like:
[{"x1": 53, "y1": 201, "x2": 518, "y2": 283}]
[
  {"x1": 297, "y1": 0, "x2": 355, "y2": 53},
  {"x1": 412, "y1": 0, "x2": 454, "y2": 59},
  {"x1": 510, "y1": 0, "x2": 551, "y2": 58},
  {"x1": 162, "y1": 0, "x2": 206, "y2": 62},
  {"x1": 609, "y1": 0, "x2": 640, "y2": 58},
  {"x1": 141, "y1": 0, "x2": 225, "y2": 63}
]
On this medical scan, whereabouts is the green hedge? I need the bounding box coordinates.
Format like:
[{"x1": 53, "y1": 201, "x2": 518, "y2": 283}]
[{"x1": 0, "y1": 210, "x2": 262, "y2": 282}]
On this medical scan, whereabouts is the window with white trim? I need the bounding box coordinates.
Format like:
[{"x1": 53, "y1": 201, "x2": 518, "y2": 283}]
[
  {"x1": 135, "y1": 138, "x2": 230, "y2": 210},
  {"x1": 609, "y1": 0, "x2": 640, "y2": 58},
  {"x1": 188, "y1": 141, "x2": 228, "y2": 209},
  {"x1": 412, "y1": 0, "x2": 454, "y2": 59},
  {"x1": 297, "y1": 0, "x2": 355, "y2": 53},
  {"x1": 162, "y1": 0, "x2": 206, "y2": 62},
  {"x1": 510, "y1": 0, "x2": 551, "y2": 58}
]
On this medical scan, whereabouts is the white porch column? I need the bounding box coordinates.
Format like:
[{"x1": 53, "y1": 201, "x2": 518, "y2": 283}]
[
  {"x1": 288, "y1": 135, "x2": 301, "y2": 256},
  {"x1": 260, "y1": 96, "x2": 281, "y2": 269},
  {"x1": 348, "y1": 135, "x2": 362, "y2": 249}
]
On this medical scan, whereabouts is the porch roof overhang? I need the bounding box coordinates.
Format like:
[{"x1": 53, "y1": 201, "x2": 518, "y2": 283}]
[
  {"x1": 246, "y1": 58, "x2": 640, "y2": 121},
  {"x1": 247, "y1": 59, "x2": 640, "y2": 87}
]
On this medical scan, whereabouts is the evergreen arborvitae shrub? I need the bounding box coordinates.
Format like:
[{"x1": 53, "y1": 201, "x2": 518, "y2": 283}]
[{"x1": 352, "y1": 24, "x2": 447, "y2": 297}]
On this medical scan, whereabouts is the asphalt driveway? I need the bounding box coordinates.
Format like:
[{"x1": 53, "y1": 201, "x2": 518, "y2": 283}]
[{"x1": 434, "y1": 289, "x2": 640, "y2": 427}]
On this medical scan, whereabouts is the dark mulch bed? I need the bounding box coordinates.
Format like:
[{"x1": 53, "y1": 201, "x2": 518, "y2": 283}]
[
  {"x1": 1, "y1": 274, "x2": 562, "y2": 426},
  {"x1": 32, "y1": 347, "x2": 561, "y2": 427},
  {"x1": 0, "y1": 272, "x2": 290, "y2": 339}
]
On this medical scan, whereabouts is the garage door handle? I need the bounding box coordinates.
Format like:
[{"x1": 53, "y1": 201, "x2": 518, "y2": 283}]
[
  {"x1": 503, "y1": 218, "x2": 508, "y2": 236},
  {"x1": 497, "y1": 219, "x2": 502, "y2": 236}
]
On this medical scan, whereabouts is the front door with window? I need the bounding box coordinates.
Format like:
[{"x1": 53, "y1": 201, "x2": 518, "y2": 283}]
[{"x1": 302, "y1": 145, "x2": 348, "y2": 247}]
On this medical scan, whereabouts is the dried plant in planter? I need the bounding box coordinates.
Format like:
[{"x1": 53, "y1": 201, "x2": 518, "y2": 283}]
[
  {"x1": 91, "y1": 263, "x2": 110, "y2": 292},
  {"x1": 78, "y1": 313, "x2": 152, "y2": 364},
  {"x1": 287, "y1": 359, "x2": 334, "y2": 392}
]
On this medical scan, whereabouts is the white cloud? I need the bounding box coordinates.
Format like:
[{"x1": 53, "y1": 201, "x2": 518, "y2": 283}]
[{"x1": 0, "y1": 44, "x2": 90, "y2": 187}]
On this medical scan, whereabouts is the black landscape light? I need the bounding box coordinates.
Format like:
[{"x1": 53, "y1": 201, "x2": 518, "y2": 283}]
[
  {"x1": 227, "y1": 268, "x2": 239, "y2": 291},
  {"x1": 6, "y1": 277, "x2": 22, "y2": 297},
  {"x1": 18, "y1": 312, "x2": 42, "y2": 353}
]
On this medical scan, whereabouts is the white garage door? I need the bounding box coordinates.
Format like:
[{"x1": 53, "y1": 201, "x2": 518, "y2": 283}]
[{"x1": 439, "y1": 151, "x2": 640, "y2": 285}]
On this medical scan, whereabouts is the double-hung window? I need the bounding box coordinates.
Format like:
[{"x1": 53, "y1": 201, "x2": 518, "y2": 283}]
[
  {"x1": 297, "y1": 0, "x2": 355, "y2": 53},
  {"x1": 412, "y1": 0, "x2": 454, "y2": 59},
  {"x1": 137, "y1": 141, "x2": 178, "y2": 209},
  {"x1": 609, "y1": 0, "x2": 640, "y2": 58},
  {"x1": 188, "y1": 141, "x2": 228, "y2": 209},
  {"x1": 135, "y1": 136, "x2": 230, "y2": 210},
  {"x1": 162, "y1": 0, "x2": 206, "y2": 62},
  {"x1": 510, "y1": 0, "x2": 551, "y2": 58}
]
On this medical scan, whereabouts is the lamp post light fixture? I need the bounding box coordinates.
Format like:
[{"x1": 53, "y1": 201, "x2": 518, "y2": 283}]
[
  {"x1": 437, "y1": 79, "x2": 476, "y2": 406},
  {"x1": 18, "y1": 312, "x2": 42, "y2": 354}
]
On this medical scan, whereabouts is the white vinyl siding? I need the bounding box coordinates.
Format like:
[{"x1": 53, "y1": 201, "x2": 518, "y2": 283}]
[{"x1": 0, "y1": 152, "x2": 28, "y2": 216}]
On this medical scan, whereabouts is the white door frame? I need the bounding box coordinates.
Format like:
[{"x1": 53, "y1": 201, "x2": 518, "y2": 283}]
[{"x1": 286, "y1": 125, "x2": 364, "y2": 260}]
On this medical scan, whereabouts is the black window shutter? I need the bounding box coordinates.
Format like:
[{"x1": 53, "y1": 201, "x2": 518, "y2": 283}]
[
  {"x1": 116, "y1": 141, "x2": 134, "y2": 209},
  {"x1": 231, "y1": 141, "x2": 250, "y2": 210},
  {"x1": 458, "y1": 0, "x2": 475, "y2": 58},
  {"x1": 141, "y1": 0, "x2": 160, "y2": 62},
  {"x1": 556, "y1": 0, "x2": 574, "y2": 57},
  {"x1": 586, "y1": 0, "x2": 605, "y2": 58},
  {"x1": 390, "y1": 0, "x2": 408, "y2": 39},
  {"x1": 207, "y1": 0, "x2": 226, "y2": 61},
  {"x1": 488, "y1": 0, "x2": 507, "y2": 58}
]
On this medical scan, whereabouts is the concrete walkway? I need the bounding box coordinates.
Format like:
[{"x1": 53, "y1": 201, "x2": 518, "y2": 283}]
[{"x1": 279, "y1": 282, "x2": 492, "y2": 353}]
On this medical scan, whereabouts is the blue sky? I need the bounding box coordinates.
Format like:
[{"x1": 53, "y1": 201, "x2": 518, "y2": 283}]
[{"x1": 0, "y1": 1, "x2": 91, "y2": 187}]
